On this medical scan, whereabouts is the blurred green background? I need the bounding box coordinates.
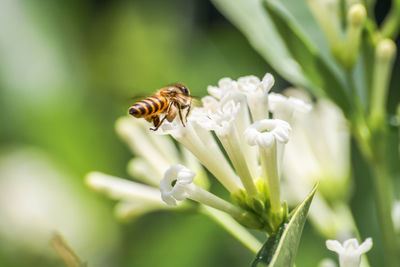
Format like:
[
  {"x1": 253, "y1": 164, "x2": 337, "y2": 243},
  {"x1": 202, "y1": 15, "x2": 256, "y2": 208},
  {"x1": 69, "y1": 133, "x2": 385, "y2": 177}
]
[{"x1": 0, "y1": 0, "x2": 398, "y2": 266}]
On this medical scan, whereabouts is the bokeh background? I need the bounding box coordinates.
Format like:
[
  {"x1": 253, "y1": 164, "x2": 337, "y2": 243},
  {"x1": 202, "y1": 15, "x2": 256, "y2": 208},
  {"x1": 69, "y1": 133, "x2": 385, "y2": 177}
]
[{"x1": 0, "y1": 0, "x2": 398, "y2": 266}]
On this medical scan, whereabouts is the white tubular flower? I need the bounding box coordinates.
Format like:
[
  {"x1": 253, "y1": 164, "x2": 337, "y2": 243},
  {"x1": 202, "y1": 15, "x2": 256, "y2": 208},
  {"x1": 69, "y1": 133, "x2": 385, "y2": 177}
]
[
  {"x1": 226, "y1": 92, "x2": 259, "y2": 181},
  {"x1": 160, "y1": 165, "x2": 246, "y2": 219},
  {"x1": 245, "y1": 119, "x2": 291, "y2": 148},
  {"x1": 283, "y1": 97, "x2": 350, "y2": 200},
  {"x1": 158, "y1": 115, "x2": 242, "y2": 194},
  {"x1": 206, "y1": 100, "x2": 240, "y2": 136},
  {"x1": 127, "y1": 158, "x2": 159, "y2": 186},
  {"x1": 238, "y1": 73, "x2": 274, "y2": 121},
  {"x1": 114, "y1": 201, "x2": 162, "y2": 221},
  {"x1": 86, "y1": 172, "x2": 163, "y2": 205},
  {"x1": 281, "y1": 95, "x2": 354, "y2": 239},
  {"x1": 318, "y1": 258, "x2": 338, "y2": 267},
  {"x1": 245, "y1": 119, "x2": 291, "y2": 217},
  {"x1": 159, "y1": 164, "x2": 196, "y2": 206},
  {"x1": 207, "y1": 77, "x2": 238, "y2": 100},
  {"x1": 116, "y1": 117, "x2": 177, "y2": 176},
  {"x1": 269, "y1": 92, "x2": 312, "y2": 124},
  {"x1": 326, "y1": 238, "x2": 373, "y2": 267},
  {"x1": 201, "y1": 96, "x2": 220, "y2": 112},
  {"x1": 198, "y1": 100, "x2": 258, "y2": 196},
  {"x1": 393, "y1": 201, "x2": 400, "y2": 233},
  {"x1": 86, "y1": 172, "x2": 168, "y2": 221}
]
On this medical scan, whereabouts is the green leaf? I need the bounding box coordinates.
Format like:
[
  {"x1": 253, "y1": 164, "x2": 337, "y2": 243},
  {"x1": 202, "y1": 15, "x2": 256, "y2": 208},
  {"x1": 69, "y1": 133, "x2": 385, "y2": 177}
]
[
  {"x1": 252, "y1": 183, "x2": 318, "y2": 267},
  {"x1": 263, "y1": 0, "x2": 352, "y2": 114},
  {"x1": 210, "y1": 0, "x2": 312, "y2": 89},
  {"x1": 211, "y1": 0, "x2": 353, "y2": 114}
]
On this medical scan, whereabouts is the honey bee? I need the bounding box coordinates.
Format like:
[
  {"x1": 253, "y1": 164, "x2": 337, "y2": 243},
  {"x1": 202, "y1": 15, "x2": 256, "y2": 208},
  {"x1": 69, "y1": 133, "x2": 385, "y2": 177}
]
[{"x1": 128, "y1": 83, "x2": 192, "y2": 131}]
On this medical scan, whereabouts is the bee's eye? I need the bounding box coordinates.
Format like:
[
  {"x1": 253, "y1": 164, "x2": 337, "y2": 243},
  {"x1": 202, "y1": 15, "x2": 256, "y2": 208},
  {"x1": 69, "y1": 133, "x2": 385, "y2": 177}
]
[{"x1": 179, "y1": 86, "x2": 188, "y2": 95}]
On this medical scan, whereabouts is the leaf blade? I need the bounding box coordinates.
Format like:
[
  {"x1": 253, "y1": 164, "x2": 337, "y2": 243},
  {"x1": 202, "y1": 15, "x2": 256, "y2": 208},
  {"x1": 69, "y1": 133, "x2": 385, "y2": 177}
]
[
  {"x1": 263, "y1": 0, "x2": 352, "y2": 114},
  {"x1": 210, "y1": 0, "x2": 311, "y2": 89},
  {"x1": 252, "y1": 183, "x2": 318, "y2": 267}
]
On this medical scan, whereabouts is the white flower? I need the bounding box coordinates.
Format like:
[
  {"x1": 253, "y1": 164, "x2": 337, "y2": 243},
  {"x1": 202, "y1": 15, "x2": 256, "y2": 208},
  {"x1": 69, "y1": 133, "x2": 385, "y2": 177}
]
[
  {"x1": 86, "y1": 172, "x2": 169, "y2": 220},
  {"x1": 245, "y1": 119, "x2": 291, "y2": 148},
  {"x1": 319, "y1": 258, "x2": 338, "y2": 267},
  {"x1": 281, "y1": 95, "x2": 352, "y2": 238},
  {"x1": 269, "y1": 92, "x2": 311, "y2": 123},
  {"x1": 196, "y1": 100, "x2": 258, "y2": 195},
  {"x1": 157, "y1": 109, "x2": 242, "y2": 194},
  {"x1": 127, "y1": 158, "x2": 160, "y2": 186},
  {"x1": 207, "y1": 77, "x2": 238, "y2": 100},
  {"x1": 326, "y1": 238, "x2": 373, "y2": 267},
  {"x1": 116, "y1": 117, "x2": 177, "y2": 176},
  {"x1": 203, "y1": 100, "x2": 241, "y2": 136},
  {"x1": 87, "y1": 172, "x2": 164, "y2": 204},
  {"x1": 283, "y1": 91, "x2": 349, "y2": 180},
  {"x1": 159, "y1": 164, "x2": 196, "y2": 206},
  {"x1": 89, "y1": 116, "x2": 209, "y2": 220},
  {"x1": 238, "y1": 73, "x2": 274, "y2": 121},
  {"x1": 201, "y1": 96, "x2": 220, "y2": 112},
  {"x1": 159, "y1": 165, "x2": 253, "y2": 223},
  {"x1": 393, "y1": 200, "x2": 400, "y2": 233},
  {"x1": 244, "y1": 119, "x2": 291, "y2": 220}
]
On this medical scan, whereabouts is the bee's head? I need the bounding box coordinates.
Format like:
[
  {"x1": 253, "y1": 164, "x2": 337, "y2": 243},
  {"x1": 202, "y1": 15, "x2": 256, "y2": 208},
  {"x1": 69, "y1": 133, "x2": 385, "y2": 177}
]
[{"x1": 175, "y1": 83, "x2": 190, "y2": 96}]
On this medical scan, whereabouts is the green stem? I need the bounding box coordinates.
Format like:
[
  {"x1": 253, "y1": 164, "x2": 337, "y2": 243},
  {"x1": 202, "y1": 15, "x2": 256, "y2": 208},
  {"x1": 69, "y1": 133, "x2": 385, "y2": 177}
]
[
  {"x1": 355, "y1": 124, "x2": 400, "y2": 267},
  {"x1": 369, "y1": 154, "x2": 399, "y2": 267},
  {"x1": 381, "y1": 0, "x2": 400, "y2": 39},
  {"x1": 260, "y1": 142, "x2": 282, "y2": 228},
  {"x1": 346, "y1": 68, "x2": 399, "y2": 266}
]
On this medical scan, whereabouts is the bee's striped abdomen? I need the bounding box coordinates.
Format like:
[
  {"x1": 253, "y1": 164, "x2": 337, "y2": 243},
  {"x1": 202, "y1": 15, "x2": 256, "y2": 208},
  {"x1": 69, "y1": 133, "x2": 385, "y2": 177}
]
[{"x1": 129, "y1": 95, "x2": 168, "y2": 118}]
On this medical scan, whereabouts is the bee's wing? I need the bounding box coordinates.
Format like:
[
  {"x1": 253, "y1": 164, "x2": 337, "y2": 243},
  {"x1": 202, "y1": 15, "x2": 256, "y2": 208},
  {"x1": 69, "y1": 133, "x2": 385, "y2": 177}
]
[{"x1": 129, "y1": 94, "x2": 153, "y2": 104}]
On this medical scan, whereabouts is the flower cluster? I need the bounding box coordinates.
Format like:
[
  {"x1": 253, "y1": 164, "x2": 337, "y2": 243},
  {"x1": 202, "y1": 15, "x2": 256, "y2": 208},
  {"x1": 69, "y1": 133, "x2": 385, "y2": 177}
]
[{"x1": 86, "y1": 73, "x2": 311, "y2": 235}]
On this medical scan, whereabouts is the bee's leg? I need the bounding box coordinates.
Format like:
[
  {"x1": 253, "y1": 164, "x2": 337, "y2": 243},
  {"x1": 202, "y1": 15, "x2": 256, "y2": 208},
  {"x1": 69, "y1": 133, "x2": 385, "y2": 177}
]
[
  {"x1": 176, "y1": 103, "x2": 185, "y2": 127},
  {"x1": 149, "y1": 115, "x2": 160, "y2": 130},
  {"x1": 150, "y1": 115, "x2": 165, "y2": 131},
  {"x1": 150, "y1": 102, "x2": 173, "y2": 131},
  {"x1": 185, "y1": 101, "x2": 191, "y2": 123}
]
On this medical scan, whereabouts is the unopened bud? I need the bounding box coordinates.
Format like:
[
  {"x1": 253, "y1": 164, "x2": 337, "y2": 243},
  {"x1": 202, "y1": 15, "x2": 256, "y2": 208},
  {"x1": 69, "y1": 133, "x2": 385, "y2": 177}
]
[
  {"x1": 377, "y1": 39, "x2": 397, "y2": 61},
  {"x1": 348, "y1": 4, "x2": 366, "y2": 26}
]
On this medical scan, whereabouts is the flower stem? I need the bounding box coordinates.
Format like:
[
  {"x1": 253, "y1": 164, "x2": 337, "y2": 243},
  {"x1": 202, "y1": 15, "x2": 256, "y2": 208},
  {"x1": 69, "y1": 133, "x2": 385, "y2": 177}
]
[
  {"x1": 380, "y1": 0, "x2": 400, "y2": 39},
  {"x1": 340, "y1": 4, "x2": 366, "y2": 69},
  {"x1": 367, "y1": 142, "x2": 400, "y2": 267},
  {"x1": 187, "y1": 183, "x2": 244, "y2": 218},
  {"x1": 200, "y1": 205, "x2": 262, "y2": 254},
  {"x1": 354, "y1": 121, "x2": 400, "y2": 267},
  {"x1": 369, "y1": 39, "x2": 396, "y2": 129},
  {"x1": 260, "y1": 141, "x2": 282, "y2": 227}
]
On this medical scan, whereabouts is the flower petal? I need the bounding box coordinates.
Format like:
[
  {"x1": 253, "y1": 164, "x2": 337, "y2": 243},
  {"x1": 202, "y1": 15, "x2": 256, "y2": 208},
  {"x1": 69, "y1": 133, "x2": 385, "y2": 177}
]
[
  {"x1": 357, "y1": 238, "x2": 373, "y2": 254},
  {"x1": 326, "y1": 239, "x2": 344, "y2": 254}
]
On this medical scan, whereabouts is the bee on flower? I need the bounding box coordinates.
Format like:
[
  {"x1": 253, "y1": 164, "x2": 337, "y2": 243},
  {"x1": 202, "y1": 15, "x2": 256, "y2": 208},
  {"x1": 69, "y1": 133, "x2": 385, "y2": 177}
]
[{"x1": 86, "y1": 72, "x2": 313, "y2": 252}]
